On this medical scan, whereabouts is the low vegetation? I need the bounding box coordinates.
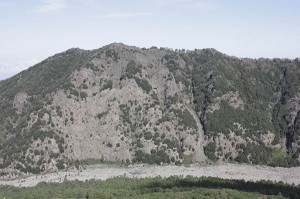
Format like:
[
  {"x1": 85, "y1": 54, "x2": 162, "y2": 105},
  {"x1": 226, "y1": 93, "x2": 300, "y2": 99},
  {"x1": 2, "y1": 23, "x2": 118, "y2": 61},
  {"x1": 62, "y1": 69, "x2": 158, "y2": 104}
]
[{"x1": 0, "y1": 176, "x2": 298, "y2": 199}]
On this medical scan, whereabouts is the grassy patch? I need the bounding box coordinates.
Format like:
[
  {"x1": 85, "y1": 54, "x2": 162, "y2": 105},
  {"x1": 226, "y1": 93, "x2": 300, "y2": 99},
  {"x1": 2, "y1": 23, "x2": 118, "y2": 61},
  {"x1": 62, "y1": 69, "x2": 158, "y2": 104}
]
[{"x1": 182, "y1": 154, "x2": 193, "y2": 164}]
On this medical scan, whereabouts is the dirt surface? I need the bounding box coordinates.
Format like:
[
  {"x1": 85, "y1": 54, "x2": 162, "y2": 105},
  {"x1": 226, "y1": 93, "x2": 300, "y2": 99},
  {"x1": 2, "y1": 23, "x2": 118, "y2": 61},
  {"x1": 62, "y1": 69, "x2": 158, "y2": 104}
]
[{"x1": 1, "y1": 163, "x2": 300, "y2": 187}]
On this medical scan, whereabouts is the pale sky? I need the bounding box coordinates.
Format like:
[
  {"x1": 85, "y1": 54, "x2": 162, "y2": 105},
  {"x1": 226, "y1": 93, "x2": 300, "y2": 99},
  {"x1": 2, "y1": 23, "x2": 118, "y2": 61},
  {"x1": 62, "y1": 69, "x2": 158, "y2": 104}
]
[{"x1": 1, "y1": 0, "x2": 300, "y2": 80}]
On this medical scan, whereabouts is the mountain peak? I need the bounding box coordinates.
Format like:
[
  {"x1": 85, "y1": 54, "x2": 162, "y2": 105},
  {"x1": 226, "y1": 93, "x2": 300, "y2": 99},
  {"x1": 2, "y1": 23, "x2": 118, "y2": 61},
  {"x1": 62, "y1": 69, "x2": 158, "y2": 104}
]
[{"x1": 0, "y1": 43, "x2": 299, "y2": 177}]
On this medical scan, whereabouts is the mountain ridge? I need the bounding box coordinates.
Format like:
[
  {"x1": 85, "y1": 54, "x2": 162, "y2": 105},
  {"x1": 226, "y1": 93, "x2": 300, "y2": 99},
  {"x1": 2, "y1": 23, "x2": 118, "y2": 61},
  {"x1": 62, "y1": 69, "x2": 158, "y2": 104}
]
[{"x1": 0, "y1": 43, "x2": 299, "y2": 177}]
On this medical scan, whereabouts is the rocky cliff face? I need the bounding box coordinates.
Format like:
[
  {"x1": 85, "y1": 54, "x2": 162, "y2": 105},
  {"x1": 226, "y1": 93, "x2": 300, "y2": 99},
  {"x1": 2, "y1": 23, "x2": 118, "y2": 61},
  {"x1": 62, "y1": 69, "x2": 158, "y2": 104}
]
[{"x1": 0, "y1": 43, "x2": 299, "y2": 176}]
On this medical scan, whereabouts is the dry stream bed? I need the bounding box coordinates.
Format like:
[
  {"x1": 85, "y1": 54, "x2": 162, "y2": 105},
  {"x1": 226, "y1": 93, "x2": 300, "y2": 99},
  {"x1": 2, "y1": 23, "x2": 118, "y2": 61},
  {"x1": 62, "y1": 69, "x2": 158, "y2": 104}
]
[{"x1": 1, "y1": 163, "x2": 300, "y2": 187}]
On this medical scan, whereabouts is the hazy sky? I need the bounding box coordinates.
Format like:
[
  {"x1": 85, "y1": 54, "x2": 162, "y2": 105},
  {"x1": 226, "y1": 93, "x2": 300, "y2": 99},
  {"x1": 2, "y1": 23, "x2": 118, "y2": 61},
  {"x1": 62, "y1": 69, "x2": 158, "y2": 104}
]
[{"x1": 1, "y1": 0, "x2": 300, "y2": 80}]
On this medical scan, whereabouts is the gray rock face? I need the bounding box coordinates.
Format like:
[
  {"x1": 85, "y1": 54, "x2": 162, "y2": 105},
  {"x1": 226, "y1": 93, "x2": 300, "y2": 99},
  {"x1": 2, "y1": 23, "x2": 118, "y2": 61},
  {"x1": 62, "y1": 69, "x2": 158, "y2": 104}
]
[{"x1": 0, "y1": 43, "x2": 206, "y2": 176}]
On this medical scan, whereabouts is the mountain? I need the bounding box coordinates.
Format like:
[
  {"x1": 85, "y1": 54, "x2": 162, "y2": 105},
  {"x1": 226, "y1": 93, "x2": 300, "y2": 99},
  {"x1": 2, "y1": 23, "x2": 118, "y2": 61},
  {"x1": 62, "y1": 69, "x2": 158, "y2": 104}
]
[{"x1": 0, "y1": 43, "x2": 299, "y2": 176}]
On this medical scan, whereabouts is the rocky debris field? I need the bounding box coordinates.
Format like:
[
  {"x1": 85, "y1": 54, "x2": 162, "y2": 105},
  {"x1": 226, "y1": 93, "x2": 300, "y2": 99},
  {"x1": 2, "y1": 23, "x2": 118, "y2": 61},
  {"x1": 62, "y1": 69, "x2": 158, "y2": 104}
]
[{"x1": 1, "y1": 163, "x2": 300, "y2": 187}]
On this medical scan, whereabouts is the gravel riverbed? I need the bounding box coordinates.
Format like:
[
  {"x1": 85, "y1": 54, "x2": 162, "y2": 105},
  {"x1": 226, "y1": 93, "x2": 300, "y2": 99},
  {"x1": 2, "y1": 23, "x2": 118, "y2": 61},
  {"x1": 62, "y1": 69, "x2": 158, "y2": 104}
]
[{"x1": 1, "y1": 163, "x2": 300, "y2": 187}]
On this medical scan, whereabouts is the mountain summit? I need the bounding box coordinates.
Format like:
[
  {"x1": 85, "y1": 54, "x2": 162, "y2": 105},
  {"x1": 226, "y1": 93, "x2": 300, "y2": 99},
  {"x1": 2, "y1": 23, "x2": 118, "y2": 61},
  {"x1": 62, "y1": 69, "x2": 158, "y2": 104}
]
[{"x1": 0, "y1": 43, "x2": 299, "y2": 176}]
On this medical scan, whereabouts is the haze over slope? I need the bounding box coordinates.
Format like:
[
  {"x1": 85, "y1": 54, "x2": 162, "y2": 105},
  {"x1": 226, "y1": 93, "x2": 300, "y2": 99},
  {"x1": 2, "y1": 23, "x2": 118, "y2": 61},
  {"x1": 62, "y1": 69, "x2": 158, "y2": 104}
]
[{"x1": 0, "y1": 43, "x2": 299, "y2": 177}]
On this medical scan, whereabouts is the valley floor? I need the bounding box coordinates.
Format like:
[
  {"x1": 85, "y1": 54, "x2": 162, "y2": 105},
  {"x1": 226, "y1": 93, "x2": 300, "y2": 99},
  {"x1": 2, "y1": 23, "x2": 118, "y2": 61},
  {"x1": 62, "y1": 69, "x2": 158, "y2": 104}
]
[{"x1": 1, "y1": 163, "x2": 300, "y2": 187}]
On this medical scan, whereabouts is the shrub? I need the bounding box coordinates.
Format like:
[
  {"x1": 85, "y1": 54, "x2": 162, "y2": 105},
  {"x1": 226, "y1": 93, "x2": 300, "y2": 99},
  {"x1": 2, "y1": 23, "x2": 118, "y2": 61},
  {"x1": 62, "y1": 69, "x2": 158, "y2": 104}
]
[
  {"x1": 144, "y1": 131, "x2": 153, "y2": 140},
  {"x1": 97, "y1": 111, "x2": 108, "y2": 120},
  {"x1": 106, "y1": 143, "x2": 113, "y2": 148},
  {"x1": 134, "y1": 78, "x2": 152, "y2": 93},
  {"x1": 80, "y1": 92, "x2": 88, "y2": 99},
  {"x1": 101, "y1": 80, "x2": 113, "y2": 91},
  {"x1": 82, "y1": 84, "x2": 88, "y2": 89},
  {"x1": 204, "y1": 142, "x2": 218, "y2": 161},
  {"x1": 124, "y1": 60, "x2": 142, "y2": 79},
  {"x1": 56, "y1": 160, "x2": 65, "y2": 170}
]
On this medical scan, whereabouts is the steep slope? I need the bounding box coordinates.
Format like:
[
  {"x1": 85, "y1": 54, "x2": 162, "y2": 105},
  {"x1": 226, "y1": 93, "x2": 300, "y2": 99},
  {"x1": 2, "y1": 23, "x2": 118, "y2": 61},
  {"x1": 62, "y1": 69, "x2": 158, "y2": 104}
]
[
  {"x1": 0, "y1": 43, "x2": 299, "y2": 177},
  {"x1": 187, "y1": 51, "x2": 300, "y2": 166}
]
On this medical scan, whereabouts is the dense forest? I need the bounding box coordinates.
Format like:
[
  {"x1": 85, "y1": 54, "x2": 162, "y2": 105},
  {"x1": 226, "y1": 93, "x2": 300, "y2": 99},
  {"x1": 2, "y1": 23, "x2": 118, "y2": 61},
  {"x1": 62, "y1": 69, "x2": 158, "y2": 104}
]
[{"x1": 1, "y1": 176, "x2": 299, "y2": 199}]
